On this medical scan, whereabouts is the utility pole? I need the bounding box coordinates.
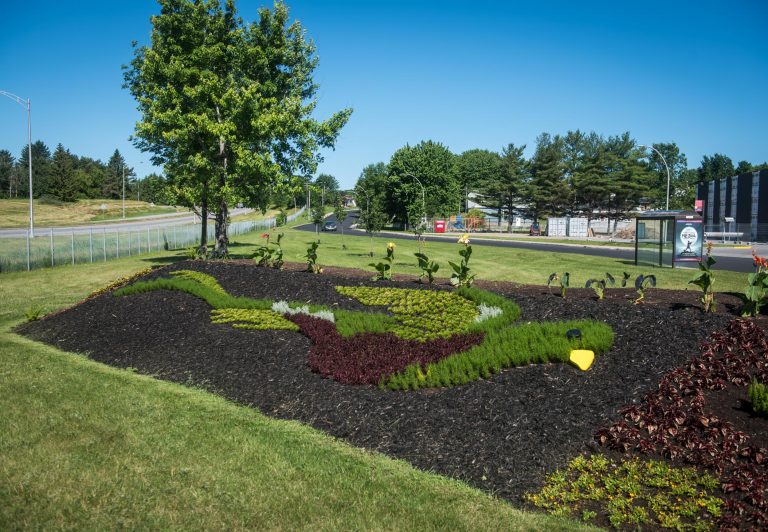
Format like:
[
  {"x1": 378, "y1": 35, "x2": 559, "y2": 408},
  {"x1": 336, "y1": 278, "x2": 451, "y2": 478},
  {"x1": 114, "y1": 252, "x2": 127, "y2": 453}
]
[{"x1": 122, "y1": 164, "x2": 126, "y2": 219}]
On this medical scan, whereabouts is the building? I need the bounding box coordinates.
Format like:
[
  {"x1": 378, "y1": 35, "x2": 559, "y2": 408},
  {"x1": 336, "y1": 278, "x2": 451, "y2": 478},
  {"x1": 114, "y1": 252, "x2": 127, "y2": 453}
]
[{"x1": 696, "y1": 169, "x2": 768, "y2": 242}]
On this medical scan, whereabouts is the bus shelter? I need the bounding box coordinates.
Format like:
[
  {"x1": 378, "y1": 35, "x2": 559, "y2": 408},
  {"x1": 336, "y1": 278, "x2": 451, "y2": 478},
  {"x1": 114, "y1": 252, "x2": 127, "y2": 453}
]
[{"x1": 635, "y1": 211, "x2": 704, "y2": 268}]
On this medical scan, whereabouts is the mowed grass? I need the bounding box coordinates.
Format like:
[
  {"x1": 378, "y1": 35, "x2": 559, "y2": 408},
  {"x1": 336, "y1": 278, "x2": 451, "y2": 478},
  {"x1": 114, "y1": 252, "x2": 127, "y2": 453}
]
[
  {"x1": 0, "y1": 198, "x2": 184, "y2": 228},
  {"x1": 0, "y1": 255, "x2": 596, "y2": 530},
  {"x1": 239, "y1": 223, "x2": 750, "y2": 292}
]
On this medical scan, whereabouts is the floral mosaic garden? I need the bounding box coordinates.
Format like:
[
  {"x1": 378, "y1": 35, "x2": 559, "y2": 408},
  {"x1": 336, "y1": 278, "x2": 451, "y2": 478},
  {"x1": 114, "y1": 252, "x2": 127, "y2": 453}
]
[{"x1": 19, "y1": 250, "x2": 768, "y2": 530}]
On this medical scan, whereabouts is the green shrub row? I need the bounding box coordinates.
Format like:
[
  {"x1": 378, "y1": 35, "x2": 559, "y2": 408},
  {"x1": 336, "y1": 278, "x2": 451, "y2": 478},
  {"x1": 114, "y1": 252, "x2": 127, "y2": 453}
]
[
  {"x1": 114, "y1": 275, "x2": 271, "y2": 310},
  {"x1": 382, "y1": 285, "x2": 608, "y2": 389},
  {"x1": 211, "y1": 308, "x2": 299, "y2": 331},
  {"x1": 170, "y1": 269, "x2": 229, "y2": 296},
  {"x1": 384, "y1": 319, "x2": 613, "y2": 390}
]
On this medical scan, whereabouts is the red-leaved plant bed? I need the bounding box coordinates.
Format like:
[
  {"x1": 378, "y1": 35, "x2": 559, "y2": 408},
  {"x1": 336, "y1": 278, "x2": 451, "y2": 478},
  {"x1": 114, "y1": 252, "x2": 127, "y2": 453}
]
[
  {"x1": 287, "y1": 313, "x2": 485, "y2": 385},
  {"x1": 595, "y1": 320, "x2": 768, "y2": 529}
]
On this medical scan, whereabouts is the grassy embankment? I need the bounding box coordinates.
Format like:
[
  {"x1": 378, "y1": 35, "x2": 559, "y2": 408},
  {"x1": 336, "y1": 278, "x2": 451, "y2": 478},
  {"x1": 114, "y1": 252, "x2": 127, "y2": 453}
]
[
  {"x1": 0, "y1": 215, "x2": 752, "y2": 528},
  {"x1": 1, "y1": 248, "x2": 597, "y2": 529},
  {"x1": 0, "y1": 198, "x2": 184, "y2": 228}
]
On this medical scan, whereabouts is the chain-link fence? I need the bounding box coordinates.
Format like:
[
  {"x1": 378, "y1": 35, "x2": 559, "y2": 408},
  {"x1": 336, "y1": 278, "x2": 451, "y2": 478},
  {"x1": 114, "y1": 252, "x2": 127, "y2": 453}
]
[{"x1": 0, "y1": 207, "x2": 305, "y2": 273}]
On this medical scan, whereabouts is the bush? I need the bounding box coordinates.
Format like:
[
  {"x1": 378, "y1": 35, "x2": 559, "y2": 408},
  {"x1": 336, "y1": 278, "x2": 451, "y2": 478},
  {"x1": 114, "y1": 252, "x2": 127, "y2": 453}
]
[{"x1": 749, "y1": 379, "x2": 768, "y2": 416}]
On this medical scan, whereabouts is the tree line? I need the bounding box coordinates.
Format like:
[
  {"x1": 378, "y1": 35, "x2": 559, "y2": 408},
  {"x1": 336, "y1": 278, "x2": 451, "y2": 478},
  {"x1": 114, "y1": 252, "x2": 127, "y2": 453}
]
[
  {"x1": 0, "y1": 141, "x2": 174, "y2": 205},
  {"x1": 354, "y1": 132, "x2": 768, "y2": 232}
]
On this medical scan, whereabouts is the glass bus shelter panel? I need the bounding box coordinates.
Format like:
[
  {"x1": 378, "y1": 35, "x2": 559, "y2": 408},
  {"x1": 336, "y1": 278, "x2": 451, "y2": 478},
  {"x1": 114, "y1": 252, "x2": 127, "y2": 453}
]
[{"x1": 636, "y1": 220, "x2": 662, "y2": 267}]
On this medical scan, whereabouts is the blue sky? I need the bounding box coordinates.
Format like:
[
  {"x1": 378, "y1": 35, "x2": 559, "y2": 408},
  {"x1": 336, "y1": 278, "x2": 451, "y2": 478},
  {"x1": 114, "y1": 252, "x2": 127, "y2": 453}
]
[{"x1": 1, "y1": 1, "x2": 766, "y2": 189}]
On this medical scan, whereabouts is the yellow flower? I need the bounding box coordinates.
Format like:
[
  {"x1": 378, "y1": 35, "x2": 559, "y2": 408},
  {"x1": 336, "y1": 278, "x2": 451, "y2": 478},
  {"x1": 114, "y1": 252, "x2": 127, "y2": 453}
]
[
  {"x1": 458, "y1": 233, "x2": 470, "y2": 245},
  {"x1": 387, "y1": 242, "x2": 396, "y2": 251}
]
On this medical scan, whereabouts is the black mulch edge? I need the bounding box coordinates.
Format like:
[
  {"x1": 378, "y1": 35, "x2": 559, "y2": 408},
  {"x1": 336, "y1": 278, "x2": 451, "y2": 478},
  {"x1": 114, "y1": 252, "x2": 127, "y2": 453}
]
[{"x1": 17, "y1": 260, "x2": 744, "y2": 505}]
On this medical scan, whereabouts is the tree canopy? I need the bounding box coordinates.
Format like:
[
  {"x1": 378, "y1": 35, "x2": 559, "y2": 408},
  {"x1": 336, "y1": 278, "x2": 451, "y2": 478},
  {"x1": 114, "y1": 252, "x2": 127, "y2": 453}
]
[{"x1": 123, "y1": 0, "x2": 351, "y2": 254}]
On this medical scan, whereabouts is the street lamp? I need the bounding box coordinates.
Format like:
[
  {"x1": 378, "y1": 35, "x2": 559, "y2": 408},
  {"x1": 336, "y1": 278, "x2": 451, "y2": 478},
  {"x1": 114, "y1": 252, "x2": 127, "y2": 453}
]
[
  {"x1": 1, "y1": 90, "x2": 34, "y2": 237},
  {"x1": 122, "y1": 163, "x2": 126, "y2": 219},
  {"x1": 404, "y1": 172, "x2": 426, "y2": 227},
  {"x1": 640, "y1": 144, "x2": 671, "y2": 210}
]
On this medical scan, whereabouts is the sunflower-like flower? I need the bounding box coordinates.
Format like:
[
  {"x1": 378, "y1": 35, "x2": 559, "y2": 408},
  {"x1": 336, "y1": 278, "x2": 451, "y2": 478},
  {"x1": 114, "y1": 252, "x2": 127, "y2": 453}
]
[
  {"x1": 387, "y1": 242, "x2": 396, "y2": 251},
  {"x1": 458, "y1": 233, "x2": 470, "y2": 245}
]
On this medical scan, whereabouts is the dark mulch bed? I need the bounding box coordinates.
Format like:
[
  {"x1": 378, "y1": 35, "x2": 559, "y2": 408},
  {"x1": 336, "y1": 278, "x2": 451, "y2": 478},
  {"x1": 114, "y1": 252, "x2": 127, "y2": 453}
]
[{"x1": 17, "y1": 260, "x2": 768, "y2": 508}]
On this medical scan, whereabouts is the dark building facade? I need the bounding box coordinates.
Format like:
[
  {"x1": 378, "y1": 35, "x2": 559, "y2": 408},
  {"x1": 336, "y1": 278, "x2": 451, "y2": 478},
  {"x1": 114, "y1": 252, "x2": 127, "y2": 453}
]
[{"x1": 696, "y1": 169, "x2": 768, "y2": 242}]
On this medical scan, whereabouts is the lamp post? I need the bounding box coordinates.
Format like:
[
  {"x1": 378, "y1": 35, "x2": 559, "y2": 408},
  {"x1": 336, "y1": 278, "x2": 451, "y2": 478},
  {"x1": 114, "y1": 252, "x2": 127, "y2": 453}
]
[
  {"x1": 404, "y1": 172, "x2": 426, "y2": 227},
  {"x1": 1, "y1": 90, "x2": 34, "y2": 237},
  {"x1": 640, "y1": 144, "x2": 671, "y2": 210},
  {"x1": 122, "y1": 163, "x2": 126, "y2": 219}
]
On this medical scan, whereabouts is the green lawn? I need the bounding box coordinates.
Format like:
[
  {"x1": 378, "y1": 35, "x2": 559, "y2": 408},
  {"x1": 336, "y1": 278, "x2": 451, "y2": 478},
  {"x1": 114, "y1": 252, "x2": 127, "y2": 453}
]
[
  {"x1": 0, "y1": 252, "x2": 597, "y2": 530},
  {"x1": 240, "y1": 225, "x2": 749, "y2": 292},
  {"x1": 1, "y1": 221, "x2": 752, "y2": 529},
  {"x1": 0, "y1": 198, "x2": 185, "y2": 228}
]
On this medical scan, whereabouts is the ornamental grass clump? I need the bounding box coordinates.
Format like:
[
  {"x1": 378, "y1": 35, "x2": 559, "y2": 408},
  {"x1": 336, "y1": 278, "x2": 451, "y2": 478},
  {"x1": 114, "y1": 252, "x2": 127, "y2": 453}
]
[
  {"x1": 748, "y1": 379, "x2": 768, "y2": 417},
  {"x1": 369, "y1": 242, "x2": 395, "y2": 280},
  {"x1": 689, "y1": 242, "x2": 717, "y2": 312},
  {"x1": 742, "y1": 251, "x2": 768, "y2": 317}
]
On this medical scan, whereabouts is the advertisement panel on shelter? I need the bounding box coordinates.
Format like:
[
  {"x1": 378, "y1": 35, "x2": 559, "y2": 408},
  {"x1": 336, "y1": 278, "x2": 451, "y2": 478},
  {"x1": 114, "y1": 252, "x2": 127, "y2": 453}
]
[{"x1": 674, "y1": 219, "x2": 703, "y2": 262}]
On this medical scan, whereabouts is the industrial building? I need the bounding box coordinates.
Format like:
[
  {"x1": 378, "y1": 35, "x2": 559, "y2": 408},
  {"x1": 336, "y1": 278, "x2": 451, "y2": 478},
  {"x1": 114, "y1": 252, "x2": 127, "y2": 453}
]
[{"x1": 696, "y1": 169, "x2": 768, "y2": 242}]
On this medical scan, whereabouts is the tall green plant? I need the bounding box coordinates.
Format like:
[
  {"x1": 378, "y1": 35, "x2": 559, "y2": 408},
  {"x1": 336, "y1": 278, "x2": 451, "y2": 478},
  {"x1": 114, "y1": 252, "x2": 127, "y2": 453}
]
[
  {"x1": 253, "y1": 232, "x2": 284, "y2": 269},
  {"x1": 414, "y1": 252, "x2": 439, "y2": 284},
  {"x1": 633, "y1": 274, "x2": 656, "y2": 304},
  {"x1": 547, "y1": 272, "x2": 570, "y2": 298},
  {"x1": 688, "y1": 243, "x2": 716, "y2": 312},
  {"x1": 305, "y1": 242, "x2": 322, "y2": 274},
  {"x1": 742, "y1": 252, "x2": 768, "y2": 317},
  {"x1": 449, "y1": 234, "x2": 476, "y2": 288},
  {"x1": 370, "y1": 242, "x2": 396, "y2": 281},
  {"x1": 585, "y1": 273, "x2": 615, "y2": 300}
]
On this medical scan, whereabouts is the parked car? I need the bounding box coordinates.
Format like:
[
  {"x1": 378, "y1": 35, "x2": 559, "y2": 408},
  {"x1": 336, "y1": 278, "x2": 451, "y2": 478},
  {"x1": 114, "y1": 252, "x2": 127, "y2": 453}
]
[
  {"x1": 322, "y1": 221, "x2": 337, "y2": 231},
  {"x1": 529, "y1": 223, "x2": 541, "y2": 236}
]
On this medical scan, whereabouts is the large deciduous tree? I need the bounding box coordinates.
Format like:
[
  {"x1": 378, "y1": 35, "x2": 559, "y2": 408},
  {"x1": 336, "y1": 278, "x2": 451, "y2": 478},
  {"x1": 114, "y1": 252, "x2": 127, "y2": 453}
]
[
  {"x1": 124, "y1": 0, "x2": 351, "y2": 256},
  {"x1": 386, "y1": 140, "x2": 459, "y2": 226}
]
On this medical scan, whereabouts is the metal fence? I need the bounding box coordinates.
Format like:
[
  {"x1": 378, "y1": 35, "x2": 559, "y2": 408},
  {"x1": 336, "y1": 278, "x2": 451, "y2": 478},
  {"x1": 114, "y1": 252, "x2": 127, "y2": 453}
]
[
  {"x1": 703, "y1": 223, "x2": 768, "y2": 243},
  {"x1": 0, "y1": 207, "x2": 305, "y2": 273}
]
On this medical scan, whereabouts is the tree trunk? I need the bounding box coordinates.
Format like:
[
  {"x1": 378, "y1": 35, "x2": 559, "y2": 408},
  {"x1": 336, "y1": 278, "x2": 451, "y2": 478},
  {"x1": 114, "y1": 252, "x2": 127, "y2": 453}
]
[
  {"x1": 213, "y1": 197, "x2": 229, "y2": 257},
  {"x1": 213, "y1": 105, "x2": 229, "y2": 258}
]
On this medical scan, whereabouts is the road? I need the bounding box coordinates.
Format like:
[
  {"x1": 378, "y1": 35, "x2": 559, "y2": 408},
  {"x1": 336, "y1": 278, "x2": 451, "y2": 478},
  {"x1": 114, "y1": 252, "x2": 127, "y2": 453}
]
[
  {"x1": 0, "y1": 208, "x2": 254, "y2": 237},
  {"x1": 298, "y1": 211, "x2": 761, "y2": 274}
]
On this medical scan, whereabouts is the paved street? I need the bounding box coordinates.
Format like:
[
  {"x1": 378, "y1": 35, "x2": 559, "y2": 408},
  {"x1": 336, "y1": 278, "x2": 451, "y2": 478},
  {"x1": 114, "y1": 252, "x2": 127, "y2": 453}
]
[{"x1": 297, "y1": 211, "x2": 763, "y2": 274}]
